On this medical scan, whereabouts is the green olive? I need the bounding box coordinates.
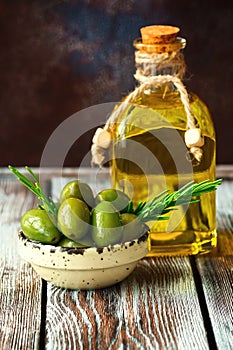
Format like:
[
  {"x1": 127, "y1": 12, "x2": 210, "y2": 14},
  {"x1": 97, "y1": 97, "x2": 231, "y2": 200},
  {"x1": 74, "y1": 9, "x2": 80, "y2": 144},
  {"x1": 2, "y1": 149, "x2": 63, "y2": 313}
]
[
  {"x1": 95, "y1": 189, "x2": 130, "y2": 213},
  {"x1": 58, "y1": 236, "x2": 88, "y2": 248},
  {"x1": 121, "y1": 213, "x2": 146, "y2": 242},
  {"x1": 21, "y1": 209, "x2": 62, "y2": 244},
  {"x1": 57, "y1": 198, "x2": 90, "y2": 242},
  {"x1": 60, "y1": 180, "x2": 95, "y2": 208},
  {"x1": 91, "y1": 201, "x2": 123, "y2": 246}
]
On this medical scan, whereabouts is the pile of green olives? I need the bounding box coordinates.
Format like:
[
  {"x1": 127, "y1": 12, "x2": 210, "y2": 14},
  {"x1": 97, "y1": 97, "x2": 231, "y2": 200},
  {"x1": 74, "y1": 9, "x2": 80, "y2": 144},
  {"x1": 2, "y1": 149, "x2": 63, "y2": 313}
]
[{"x1": 21, "y1": 180, "x2": 147, "y2": 247}]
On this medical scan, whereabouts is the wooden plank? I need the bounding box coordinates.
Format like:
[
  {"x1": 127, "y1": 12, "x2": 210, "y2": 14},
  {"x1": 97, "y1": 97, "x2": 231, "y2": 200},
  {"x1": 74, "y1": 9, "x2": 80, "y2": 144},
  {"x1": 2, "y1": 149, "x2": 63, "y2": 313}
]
[
  {"x1": 215, "y1": 179, "x2": 233, "y2": 255},
  {"x1": 196, "y1": 256, "x2": 233, "y2": 350},
  {"x1": 0, "y1": 163, "x2": 232, "y2": 178},
  {"x1": 0, "y1": 167, "x2": 110, "y2": 182},
  {"x1": 195, "y1": 178, "x2": 233, "y2": 350},
  {"x1": 45, "y1": 257, "x2": 208, "y2": 350},
  {"x1": 216, "y1": 165, "x2": 233, "y2": 179},
  {"x1": 0, "y1": 177, "x2": 42, "y2": 350}
]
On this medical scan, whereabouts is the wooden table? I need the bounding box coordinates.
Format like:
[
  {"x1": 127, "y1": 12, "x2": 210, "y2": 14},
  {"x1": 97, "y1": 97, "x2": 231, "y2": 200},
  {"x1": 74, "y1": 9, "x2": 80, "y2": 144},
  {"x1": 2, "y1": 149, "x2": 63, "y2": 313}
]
[{"x1": 0, "y1": 166, "x2": 233, "y2": 350}]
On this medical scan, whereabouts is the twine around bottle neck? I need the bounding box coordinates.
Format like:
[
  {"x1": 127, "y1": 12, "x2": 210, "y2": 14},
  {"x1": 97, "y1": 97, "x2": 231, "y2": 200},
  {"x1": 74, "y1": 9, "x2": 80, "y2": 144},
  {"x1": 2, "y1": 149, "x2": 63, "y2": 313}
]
[
  {"x1": 91, "y1": 49, "x2": 204, "y2": 167},
  {"x1": 134, "y1": 49, "x2": 186, "y2": 83},
  {"x1": 133, "y1": 49, "x2": 196, "y2": 131}
]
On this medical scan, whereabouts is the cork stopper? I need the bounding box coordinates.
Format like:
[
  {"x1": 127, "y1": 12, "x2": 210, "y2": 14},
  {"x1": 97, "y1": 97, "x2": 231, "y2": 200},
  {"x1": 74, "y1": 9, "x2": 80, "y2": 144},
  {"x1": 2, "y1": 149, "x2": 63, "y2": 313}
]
[
  {"x1": 140, "y1": 25, "x2": 180, "y2": 45},
  {"x1": 134, "y1": 25, "x2": 185, "y2": 54}
]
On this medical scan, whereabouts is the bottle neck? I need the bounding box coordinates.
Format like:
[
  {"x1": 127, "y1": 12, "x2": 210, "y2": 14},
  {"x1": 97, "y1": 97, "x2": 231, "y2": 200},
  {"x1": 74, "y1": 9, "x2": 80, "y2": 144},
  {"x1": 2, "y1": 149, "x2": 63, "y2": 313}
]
[{"x1": 134, "y1": 49, "x2": 186, "y2": 87}]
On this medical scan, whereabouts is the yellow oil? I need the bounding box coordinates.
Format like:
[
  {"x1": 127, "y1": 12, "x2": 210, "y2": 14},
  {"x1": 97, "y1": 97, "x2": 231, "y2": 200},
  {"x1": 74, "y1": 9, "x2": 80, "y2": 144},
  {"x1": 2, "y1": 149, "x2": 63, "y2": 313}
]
[{"x1": 111, "y1": 87, "x2": 216, "y2": 256}]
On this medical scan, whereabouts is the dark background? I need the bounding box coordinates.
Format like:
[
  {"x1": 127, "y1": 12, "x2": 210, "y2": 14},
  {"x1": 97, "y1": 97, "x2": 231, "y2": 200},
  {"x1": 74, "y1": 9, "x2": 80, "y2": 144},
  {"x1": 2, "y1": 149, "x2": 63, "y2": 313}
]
[{"x1": 1, "y1": 0, "x2": 232, "y2": 167}]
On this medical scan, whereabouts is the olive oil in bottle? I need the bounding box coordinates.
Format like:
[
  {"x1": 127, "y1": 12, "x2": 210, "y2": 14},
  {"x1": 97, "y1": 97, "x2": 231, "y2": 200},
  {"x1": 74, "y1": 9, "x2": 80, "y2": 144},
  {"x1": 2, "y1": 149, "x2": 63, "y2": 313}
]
[{"x1": 110, "y1": 25, "x2": 216, "y2": 256}]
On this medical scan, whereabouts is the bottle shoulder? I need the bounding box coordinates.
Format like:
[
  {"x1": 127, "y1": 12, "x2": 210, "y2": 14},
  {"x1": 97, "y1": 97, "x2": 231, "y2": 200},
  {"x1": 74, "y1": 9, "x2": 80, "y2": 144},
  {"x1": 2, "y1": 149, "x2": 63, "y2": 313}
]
[{"x1": 116, "y1": 88, "x2": 215, "y2": 139}]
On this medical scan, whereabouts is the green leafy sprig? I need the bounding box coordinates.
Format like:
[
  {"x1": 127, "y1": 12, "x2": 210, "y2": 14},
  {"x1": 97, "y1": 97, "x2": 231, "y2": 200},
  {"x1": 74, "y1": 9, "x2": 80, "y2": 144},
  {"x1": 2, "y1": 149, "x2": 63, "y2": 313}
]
[
  {"x1": 8, "y1": 166, "x2": 58, "y2": 219},
  {"x1": 126, "y1": 179, "x2": 222, "y2": 223},
  {"x1": 9, "y1": 165, "x2": 222, "y2": 226}
]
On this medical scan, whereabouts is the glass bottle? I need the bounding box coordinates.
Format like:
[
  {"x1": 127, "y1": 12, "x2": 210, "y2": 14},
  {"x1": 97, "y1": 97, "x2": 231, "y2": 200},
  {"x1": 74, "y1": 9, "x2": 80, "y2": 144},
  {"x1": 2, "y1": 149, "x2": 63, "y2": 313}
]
[{"x1": 110, "y1": 25, "x2": 216, "y2": 256}]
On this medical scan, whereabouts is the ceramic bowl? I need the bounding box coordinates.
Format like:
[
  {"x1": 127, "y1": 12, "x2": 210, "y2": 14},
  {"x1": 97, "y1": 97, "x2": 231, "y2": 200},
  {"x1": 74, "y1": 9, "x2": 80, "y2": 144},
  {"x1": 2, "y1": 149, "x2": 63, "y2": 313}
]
[{"x1": 18, "y1": 231, "x2": 149, "y2": 290}]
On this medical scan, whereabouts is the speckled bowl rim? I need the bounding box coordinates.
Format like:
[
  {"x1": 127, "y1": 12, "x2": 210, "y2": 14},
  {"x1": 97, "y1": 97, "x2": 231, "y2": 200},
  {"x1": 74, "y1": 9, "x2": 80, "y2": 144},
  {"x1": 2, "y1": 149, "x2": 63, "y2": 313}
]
[{"x1": 18, "y1": 230, "x2": 149, "y2": 270}]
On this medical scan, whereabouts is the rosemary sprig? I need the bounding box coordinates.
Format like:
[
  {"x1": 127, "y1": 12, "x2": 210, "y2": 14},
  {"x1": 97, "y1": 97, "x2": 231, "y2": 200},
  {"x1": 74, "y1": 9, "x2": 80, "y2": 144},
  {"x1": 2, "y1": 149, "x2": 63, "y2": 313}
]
[
  {"x1": 8, "y1": 165, "x2": 58, "y2": 218},
  {"x1": 126, "y1": 179, "x2": 222, "y2": 223},
  {"x1": 9, "y1": 165, "x2": 222, "y2": 227}
]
